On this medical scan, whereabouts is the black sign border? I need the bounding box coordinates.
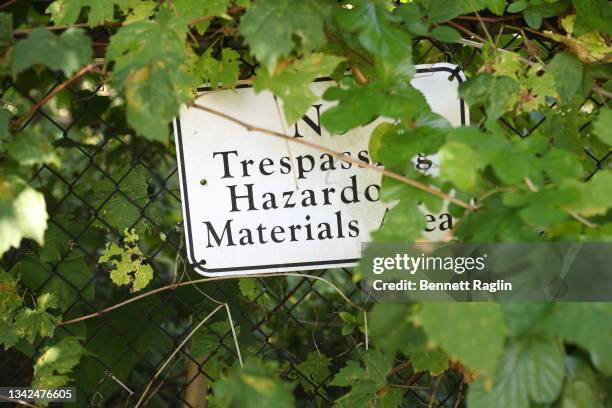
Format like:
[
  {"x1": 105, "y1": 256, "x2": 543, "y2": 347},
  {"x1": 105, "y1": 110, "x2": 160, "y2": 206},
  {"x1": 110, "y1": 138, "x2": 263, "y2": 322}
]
[{"x1": 175, "y1": 65, "x2": 467, "y2": 275}]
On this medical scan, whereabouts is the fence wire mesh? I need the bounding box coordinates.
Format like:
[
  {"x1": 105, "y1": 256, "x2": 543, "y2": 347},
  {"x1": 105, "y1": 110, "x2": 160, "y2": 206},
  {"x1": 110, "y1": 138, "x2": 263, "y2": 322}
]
[{"x1": 1, "y1": 32, "x2": 609, "y2": 408}]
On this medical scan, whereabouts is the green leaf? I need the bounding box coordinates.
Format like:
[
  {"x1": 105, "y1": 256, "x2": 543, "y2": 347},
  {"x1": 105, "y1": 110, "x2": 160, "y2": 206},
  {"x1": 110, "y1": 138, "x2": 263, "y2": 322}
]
[
  {"x1": 369, "y1": 304, "x2": 450, "y2": 375},
  {"x1": 11, "y1": 28, "x2": 93, "y2": 77},
  {"x1": 0, "y1": 12, "x2": 12, "y2": 49},
  {"x1": 173, "y1": 0, "x2": 231, "y2": 34},
  {"x1": 13, "y1": 253, "x2": 94, "y2": 312},
  {"x1": 459, "y1": 73, "x2": 518, "y2": 122},
  {"x1": 396, "y1": 3, "x2": 429, "y2": 36},
  {"x1": 7, "y1": 128, "x2": 60, "y2": 167},
  {"x1": 562, "y1": 357, "x2": 605, "y2": 408},
  {"x1": 336, "y1": 0, "x2": 412, "y2": 63},
  {"x1": 373, "y1": 199, "x2": 426, "y2": 242},
  {"x1": 424, "y1": 0, "x2": 466, "y2": 24},
  {"x1": 33, "y1": 337, "x2": 85, "y2": 389},
  {"x1": 239, "y1": 0, "x2": 331, "y2": 71},
  {"x1": 46, "y1": 0, "x2": 123, "y2": 26},
  {"x1": 0, "y1": 270, "x2": 21, "y2": 349},
  {"x1": 0, "y1": 269, "x2": 22, "y2": 318},
  {"x1": 418, "y1": 303, "x2": 506, "y2": 375},
  {"x1": 501, "y1": 303, "x2": 553, "y2": 336},
  {"x1": 98, "y1": 229, "x2": 153, "y2": 293},
  {"x1": 192, "y1": 320, "x2": 239, "y2": 360},
  {"x1": 196, "y1": 48, "x2": 241, "y2": 89},
  {"x1": 548, "y1": 52, "x2": 583, "y2": 102},
  {"x1": 91, "y1": 165, "x2": 150, "y2": 231},
  {"x1": 174, "y1": 0, "x2": 231, "y2": 19},
  {"x1": 507, "y1": 1, "x2": 527, "y2": 13},
  {"x1": 0, "y1": 319, "x2": 19, "y2": 349},
  {"x1": 331, "y1": 350, "x2": 395, "y2": 407},
  {"x1": 238, "y1": 278, "x2": 259, "y2": 301},
  {"x1": 412, "y1": 349, "x2": 449, "y2": 375},
  {"x1": 106, "y1": 9, "x2": 193, "y2": 141},
  {"x1": 0, "y1": 176, "x2": 48, "y2": 257},
  {"x1": 254, "y1": 53, "x2": 343, "y2": 124},
  {"x1": 39, "y1": 221, "x2": 71, "y2": 262},
  {"x1": 13, "y1": 293, "x2": 59, "y2": 343},
  {"x1": 440, "y1": 141, "x2": 483, "y2": 191},
  {"x1": 0, "y1": 108, "x2": 10, "y2": 147},
  {"x1": 523, "y1": 8, "x2": 543, "y2": 29},
  {"x1": 368, "y1": 303, "x2": 419, "y2": 356},
  {"x1": 468, "y1": 336, "x2": 565, "y2": 407},
  {"x1": 295, "y1": 352, "x2": 331, "y2": 393},
  {"x1": 213, "y1": 358, "x2": 295, "y2": 408},
  {"x1": 485, "y1": 0, "x2": 507, "y2": 15},
  {"x1": 593, "y1": 107, "x2": 612, "y2": 146},
  {"x1": 572, "y1": 0, "x2": 612, "y2": 35},
  {"x1": 120, "y1": 0, "x2": 157, "y2": 23},
  {"x1": 542, "y1": 303, "x2": 612, "y2": 375},
  {"x1": 567, "y1": 171, "x2": 612, "y2": 216},
  {"x1": 540, "y1": 149, "x2": 582, "y2": 182},
  {"x1": 322, "y1": 81, "x2": 429, "y2": 134},
  {"x1": 430, "y1": 25, "x2": 461, "y2": 43}
]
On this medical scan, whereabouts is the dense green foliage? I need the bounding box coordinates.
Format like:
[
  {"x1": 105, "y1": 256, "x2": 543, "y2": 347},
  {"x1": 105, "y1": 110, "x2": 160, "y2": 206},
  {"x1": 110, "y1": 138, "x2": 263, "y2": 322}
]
[{"x1": 0, "y1": 0, "x2": 611, "y2": 406}]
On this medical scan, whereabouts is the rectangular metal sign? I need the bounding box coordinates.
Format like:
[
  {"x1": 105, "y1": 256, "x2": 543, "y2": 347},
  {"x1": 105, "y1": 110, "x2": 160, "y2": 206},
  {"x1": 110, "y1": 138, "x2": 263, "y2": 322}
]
[{"x1": 174, "y1": 63, "x2": 467, "y2": 276}]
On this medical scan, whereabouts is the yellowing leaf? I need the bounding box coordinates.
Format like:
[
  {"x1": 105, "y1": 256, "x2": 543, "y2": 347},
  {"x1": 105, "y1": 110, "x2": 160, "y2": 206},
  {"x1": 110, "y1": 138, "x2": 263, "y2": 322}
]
[
  {"x1": 106, "y1": 9, "x2": 194, "y2": 141},
  {"x1": 13, "y1": 293, "x2": 59, "y2": 343},
  {"x1": 47, "y1": 0, "x2": 121, "y2": 26},
  {"x1": 196, "y1": 48, "x2": 241, "y2": 89},
  {"x1": 544, "y1": 30, "x2": 612, "y2": 64},
  {"x1": 99, "y1": 229, "x2": 153, "y2": 292},
  {"x1": 33, "y1": 336, "x2": 85, "y2": 389}
]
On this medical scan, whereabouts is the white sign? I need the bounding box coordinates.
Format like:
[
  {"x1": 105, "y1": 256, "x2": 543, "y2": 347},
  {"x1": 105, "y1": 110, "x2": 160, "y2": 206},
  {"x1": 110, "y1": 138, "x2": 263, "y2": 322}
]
[{"x1": 174, "y1": 63, "x2": 467, "y2": 276}]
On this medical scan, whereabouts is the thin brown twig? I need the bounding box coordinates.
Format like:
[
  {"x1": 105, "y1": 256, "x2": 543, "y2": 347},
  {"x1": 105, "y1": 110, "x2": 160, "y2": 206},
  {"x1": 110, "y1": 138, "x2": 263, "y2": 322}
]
[
  {"x1": 13, "y1": 16, "x2": 211, "y2": 35},
  {"x1": 457, "y1": 38, "x2": 612, "y2": 99},
  {"x1": 190, "y1": 102, "x2": 474, "y2": 210},
  {"x1": 0, "y1": 0, "x2": 20, "y2": 11},
  {"x1": 59, "y1": 272, "x2": 363, "y2": 326},
  {"x1": 500, "y1": 24, "x2": 558, "y2": 40},
  {"x1": 446, "y1": 21, "x2": 486, "y2": 42},
  {"x1": 12, "y1": 61, "x2": 103, "y2": 129},
  {"x1": 454, "y1": 15, "x2": 523, "y2": 23},
  {"x1": 14, "y1": 21, "x2": 123, "y2": 35},
  {"x1": 387, "y1": 360, "x2": 412, "y2": 377},
  {"x1": 474, "y1": 10, "x2": 496, "y2": 51},
  {"x1": 593, "y1": 86, "x2": 612, "y2": 99},
  {"x1": 0, "y1": 395, "x2": 36, "y2": 408}
]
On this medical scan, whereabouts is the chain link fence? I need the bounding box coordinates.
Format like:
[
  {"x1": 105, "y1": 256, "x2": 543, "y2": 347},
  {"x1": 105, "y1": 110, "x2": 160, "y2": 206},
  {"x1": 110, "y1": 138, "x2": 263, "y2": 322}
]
[{"x1": 1, "y1": 31, "x2": 609, "y2": 408}]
